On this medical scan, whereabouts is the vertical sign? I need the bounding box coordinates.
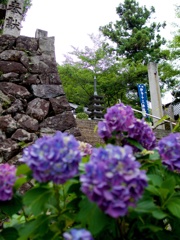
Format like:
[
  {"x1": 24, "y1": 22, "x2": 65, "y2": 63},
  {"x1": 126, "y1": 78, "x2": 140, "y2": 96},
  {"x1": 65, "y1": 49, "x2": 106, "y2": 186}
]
[
  {"x1": 137, "y1": 84, "x2": 149, "y2": 117},
  {"x1": 3, "y1": 0, "x2": 24, "y2": 37}
]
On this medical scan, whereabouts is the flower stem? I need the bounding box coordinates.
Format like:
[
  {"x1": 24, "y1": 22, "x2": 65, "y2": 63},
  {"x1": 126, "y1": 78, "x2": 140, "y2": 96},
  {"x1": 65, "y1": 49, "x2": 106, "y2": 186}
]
[{"x1": 53, "y1": 183, "x2": 61, "y2": 214}]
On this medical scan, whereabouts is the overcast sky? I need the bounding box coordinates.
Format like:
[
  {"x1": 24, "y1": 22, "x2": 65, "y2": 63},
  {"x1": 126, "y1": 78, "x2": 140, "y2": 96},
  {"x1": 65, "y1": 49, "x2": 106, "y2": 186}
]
[{"x1": 21, "y1": 0, "x2": 179, "y2": 64}]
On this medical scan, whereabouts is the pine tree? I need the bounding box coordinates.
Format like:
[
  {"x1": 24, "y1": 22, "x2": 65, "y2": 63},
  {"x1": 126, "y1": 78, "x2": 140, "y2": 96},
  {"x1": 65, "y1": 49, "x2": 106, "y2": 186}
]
[{"x1": 100, "y1": 0, "x2": 166, "y2": 64}]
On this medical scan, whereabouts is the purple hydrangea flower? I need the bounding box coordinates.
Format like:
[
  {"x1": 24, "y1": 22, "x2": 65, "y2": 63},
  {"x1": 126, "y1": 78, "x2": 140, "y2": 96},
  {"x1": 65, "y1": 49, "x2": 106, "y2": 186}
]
[
  {"x1": 127, "y1": 119, "x2": 156, "y2": 151},
  {"x1": 97, "y1": 121, "x2": 111, "y2": 140},
  {"x1": 158, "y1": 133, "x2": 180, "y2": 171},
  {"x1": 63, "y1": 228, "x2": 93, "y2": 240},
  {"x1": 80, "y1": 144, "x2": 147, "y2": 218},
  {"x1": 21, "y1": 131, "x2": 82, "y2": 184},
  {"x1": 104, "y1": 103, "x2": 135, "y2": 132},
  {"x1": 0, "y1": 164, "x2": 16, "y2": 201},
  {"x1": 98, "y1": 103, "x2": 135, "y2": 141}
]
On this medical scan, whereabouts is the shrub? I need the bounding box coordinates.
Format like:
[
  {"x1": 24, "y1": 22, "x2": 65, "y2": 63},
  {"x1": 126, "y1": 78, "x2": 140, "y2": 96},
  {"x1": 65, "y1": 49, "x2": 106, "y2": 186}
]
[
  {"x1": 0, "y1": 102, "x2": 180, "y2": 240},
  {"x1": 76, "y1": 112, "x2": 89, "y2": 119}
]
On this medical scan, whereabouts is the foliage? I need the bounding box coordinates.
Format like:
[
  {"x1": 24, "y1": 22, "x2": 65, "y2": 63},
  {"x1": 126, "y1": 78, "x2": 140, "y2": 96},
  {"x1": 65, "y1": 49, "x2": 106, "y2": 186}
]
[
  {"x1": 59, "y1": 33, "x2": 122, "y2": 108},
  {"x1": 58, "y1": 1, "x2": 172, "y2": 109},
  {"x1": 99, "y1": 0, "x2": 166, "y2": 64},
  {"x1": 58, "y1": 64, "x2": 93, "y2": 106},
  {"x1": 58, "y1": 34, "x2": 147, "y2": 108},
  {"x1": 76, "y1": 112, "x2": 89, "y2": 120},
  {"x1": 159, "y1": 4, "x2": 180, "y2": 98},
  {"x1": 0, "y1": 102, "x2": 180, "y2": 239},
  {"x1": 75, "y1": 105, "x2": 84, "y2": 114}
]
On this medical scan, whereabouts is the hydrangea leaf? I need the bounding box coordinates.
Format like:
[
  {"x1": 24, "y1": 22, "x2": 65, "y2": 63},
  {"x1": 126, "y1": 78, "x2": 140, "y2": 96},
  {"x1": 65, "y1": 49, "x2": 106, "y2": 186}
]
[
  {"x1": 76, "y1": 197, "x2": 112, "y2": 235},
  {"x1": 18, "y1": 215, "x2": 50, "y2": 240},
  {"x1": 16, "y1": 164, "x2": 31, "y2": 176},
  {"x1": 148, "y1": 174, "x2": 163, "y2": 187},
  {"x1": 126, "y1": 138, "x2": 144, "y2": 150},
  {"x1": 161, "y1": 177, "x2": 176, "y2": 193},
  {"x1": 166, "y1": 198, "x2": 180, "y2": 218},
  {"x1": 146, "y1": 185, "x2": 161, "y2": 196},
  {"x1": 23, "y1": 187, "x2": 53, "y2": 216},
  {"x1": 134, "y1": 198, "x2": 158, "y2": 214},
  {"x1": 0, "y1": 195, "x2": 22, "y2": 216},
  {"x1": 0, "y1": 227, "x2": 19, "y2": 240},
  {"x1": 152, "y1": 210, "x2": 167, "y2": 220}
]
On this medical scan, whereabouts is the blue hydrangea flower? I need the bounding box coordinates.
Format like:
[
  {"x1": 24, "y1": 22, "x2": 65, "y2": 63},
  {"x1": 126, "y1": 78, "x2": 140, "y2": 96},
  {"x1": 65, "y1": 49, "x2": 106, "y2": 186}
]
[
  {"x1": 127, "y1": 119, "x2": 156, "y2": 151},
  {"x1": 63, "y1": 228, "x2": 93, "y2": 240},
  {"x1": 0, "y1": 164, "x2": 16, "y2": 201},
  {"x1": 158, "y1": 133, "x2": 180, "y2": 171},
  {"x1": 21, "y1": 131, "x2": 82, "y2": 184},
  {"x1": 80, "y1": 144, "x2": 147, "y2": 218}
]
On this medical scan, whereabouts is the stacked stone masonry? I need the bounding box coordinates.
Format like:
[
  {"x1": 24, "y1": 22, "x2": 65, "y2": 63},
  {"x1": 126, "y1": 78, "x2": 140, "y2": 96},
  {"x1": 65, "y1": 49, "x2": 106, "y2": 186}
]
[{"x1": 0, "y1": 34, "x2": 81, "y2": 164}]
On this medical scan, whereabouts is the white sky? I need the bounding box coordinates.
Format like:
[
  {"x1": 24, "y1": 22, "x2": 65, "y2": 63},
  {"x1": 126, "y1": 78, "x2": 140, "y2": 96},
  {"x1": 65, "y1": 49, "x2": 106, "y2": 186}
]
[{"x1": 21, "y1": 0, "x2": 179, "y2": 64}]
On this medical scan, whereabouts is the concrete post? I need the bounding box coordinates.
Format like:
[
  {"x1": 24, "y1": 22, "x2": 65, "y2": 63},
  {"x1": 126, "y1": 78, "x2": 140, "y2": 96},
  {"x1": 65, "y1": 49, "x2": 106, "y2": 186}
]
[
  {"x1": 148, "y1": 62, "x2": 164, "y2": 129},
  {"x1": 35, "y1": 29, "x2": 48, "y2": 38}
]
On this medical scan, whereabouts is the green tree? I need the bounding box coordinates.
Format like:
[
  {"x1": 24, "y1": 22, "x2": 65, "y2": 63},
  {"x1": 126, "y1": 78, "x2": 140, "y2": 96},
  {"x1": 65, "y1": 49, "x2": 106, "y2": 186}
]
[
  {"x1": 159, "y1": 5, "x2": 180, "y2": 100},
  {"x1": 98, "y1": 0, "x2": 172, "y2": 110},
  {"x1": 59, "y1": 34, "x2": 122, "y2": 107},
  {"x1": 58, "y1": 64, "x2": 93, "y2": 106},
  {"x1": 59, "y1": 33, "x2": 151, "y2": 109},
  {"x1": 99, "y1": 0, "x2": 167, "y2": 64}
]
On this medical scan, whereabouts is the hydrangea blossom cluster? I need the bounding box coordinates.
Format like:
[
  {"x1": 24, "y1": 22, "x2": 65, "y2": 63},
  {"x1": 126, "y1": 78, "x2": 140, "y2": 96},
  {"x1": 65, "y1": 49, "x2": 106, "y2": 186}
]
[
  {"x1": 0, "y1": 164, "x2": 16, "y2": 201},
  {"x1": 63, "y1": 228, "x2": 93, "y2": 240},
  {"x1": 127, "y1": 119, "x2": 156, "y2": 151},
  {"x1": 98, "y1": 103, "x2": 156, "y2": 151},
  {"x1": 21, "y1": 131, "x2": 82, "y2": 184},
  {"x1": 80, "y1": 144, "x2": 147, "y2": 218},
  {"x1": 158, "y1": 133, "x2": 180, "y2": 171},
  {"x1": 78, "y1": 141, "x2": 93, "y2": 156},
  {"x1": 98, "y1": 103, "x2": 135, "y2": 140}
]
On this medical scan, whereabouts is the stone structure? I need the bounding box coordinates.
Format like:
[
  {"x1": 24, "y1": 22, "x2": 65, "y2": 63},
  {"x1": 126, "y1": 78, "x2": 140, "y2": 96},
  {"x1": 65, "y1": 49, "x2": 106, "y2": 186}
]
[
  {"x1": 88, "y1": 95, "x2": 104, "y2": 119},
  {"x1": 0, "y1": 33, "x2": 81, "y2": 164},
  {"x1": 87, "y1": 75, "x2": 104, "y2": 119},
  {"x1": 0, "y1": 3, "x2": 6, "y2": 33}
]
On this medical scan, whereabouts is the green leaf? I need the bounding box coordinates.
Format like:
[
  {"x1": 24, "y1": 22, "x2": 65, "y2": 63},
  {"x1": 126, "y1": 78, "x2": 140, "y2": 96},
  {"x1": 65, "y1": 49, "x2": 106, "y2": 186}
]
[
  {"x1": 14, "y1": 176, "x2": 28, "y2": 190},
  {"x1": 18, "y1": 215, "x2": 50, "y2": 240},
  {"x1": 161, "y1": 177, "x2": 176, "y2": 192},
  {"x1": 166, "y1": 198, "x2": 180, "y2": 218},
  {"x1": 135, "y1": 198, "x2": 158, "y2": 213},
  {"x1": 140, "y1": 224, "x2": 163, "y2": 232},
  {"x1": 154, "y1": 115, "x2": 171, "y2": 129},
  {"x1": 16, "y1": 164, "x2": 31, "y2": 176},
  {"x1": 146, "y1": 185, "x2": 161, "y2": 196},
  {"x1": 126, "y1": 138, "x2": 144, "y2": 150},
  {"x1": 148, "y1": 150, "x2": 160, "y2": 160},
  {"x1": 67, "y1": 182, "x2": 81, "y2": 194},
  {"x1": 148, "y1": 174, "x2": 163, "y2": 187},
  {"x1": 152, "y1": 209, "x2": 167, "y2": 219},
  {"x1": 23, "y1": 187, "x2": 53, "y2": 216},
  {"x1": 0, "y1": 195, "x2": 22, "y2": 216},
  {"x1": 78, "y1": 162, "x2": 85, "y2": 173},
  {"x1": 0, "y1": 227, "x2": 19, "y2": 240},
  {"x1": 76, "y1": 197, "x2": 111, "y2": 235}
]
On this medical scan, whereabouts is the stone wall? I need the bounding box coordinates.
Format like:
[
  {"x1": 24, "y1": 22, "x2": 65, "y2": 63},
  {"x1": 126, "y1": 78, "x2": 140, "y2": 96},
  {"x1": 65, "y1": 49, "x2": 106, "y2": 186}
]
[
  {"x1": 76, "y1": 119, "x2": 171, "y2": 146},
  {"x1": 0, "y1": 34, "x2": 81, "y2": 164}
]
